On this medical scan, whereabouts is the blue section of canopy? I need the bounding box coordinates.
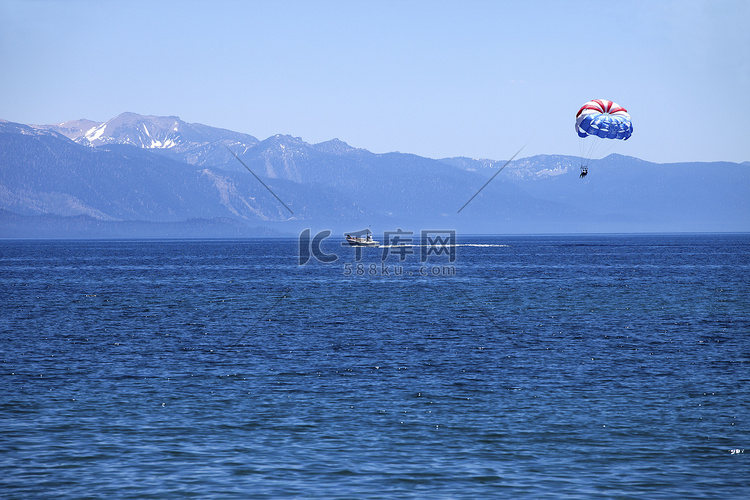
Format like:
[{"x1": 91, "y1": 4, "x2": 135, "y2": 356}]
[{"x1": 577, "y1": 114, "x2": 633, "y2": 140}]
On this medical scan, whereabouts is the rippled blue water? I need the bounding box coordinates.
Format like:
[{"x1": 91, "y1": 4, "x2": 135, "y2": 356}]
[{"x1": 2, "y1": 234, "x2": 749, "y2": 498}]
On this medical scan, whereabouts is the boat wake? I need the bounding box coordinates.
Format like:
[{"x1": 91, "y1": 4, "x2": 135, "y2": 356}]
[{"x1": 377, "y1": 243, "x2": 509, "y2": 249}]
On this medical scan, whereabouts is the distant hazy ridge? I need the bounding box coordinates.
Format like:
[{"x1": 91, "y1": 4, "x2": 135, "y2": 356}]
[{"x1": 1, "y1": 113, "x2": 747, "y2": 237}]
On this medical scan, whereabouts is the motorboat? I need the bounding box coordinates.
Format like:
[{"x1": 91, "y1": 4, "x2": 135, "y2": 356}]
[{"x1": 345, "y1": 230, "x2": 379, "y2": 247}]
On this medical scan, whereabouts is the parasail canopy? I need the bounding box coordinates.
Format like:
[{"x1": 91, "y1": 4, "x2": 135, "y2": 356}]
[{"x1": 575, "y1": 99, "x2": 633, "y2": 140}]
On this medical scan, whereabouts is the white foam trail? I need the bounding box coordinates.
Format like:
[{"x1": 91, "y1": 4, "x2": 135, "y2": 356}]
[{"x1": 377, "y1": 244, "x2": 509, "y2": 249}]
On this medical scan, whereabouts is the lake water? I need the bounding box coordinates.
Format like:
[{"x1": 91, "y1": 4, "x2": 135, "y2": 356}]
[{"x1": 1, "y1": 234, "x2": 749, "y2": 498}]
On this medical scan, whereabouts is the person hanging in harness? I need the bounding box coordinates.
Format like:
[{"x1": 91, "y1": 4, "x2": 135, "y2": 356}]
[{"x1": 575, "y1": 99, "x2": 633, "y2": 180}]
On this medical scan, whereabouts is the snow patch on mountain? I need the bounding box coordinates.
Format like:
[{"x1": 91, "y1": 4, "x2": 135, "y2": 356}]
[
  {"x1": 86, "y1": 123, "x2": 107, "y2": 143},
  {"x1": 33, "y1": 113, "x2": 261, "y2": 168}
]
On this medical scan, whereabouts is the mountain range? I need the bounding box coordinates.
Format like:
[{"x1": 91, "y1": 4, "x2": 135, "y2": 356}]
[{"x1": 1, "y1": 112, "x2": 748, "y2": 238}]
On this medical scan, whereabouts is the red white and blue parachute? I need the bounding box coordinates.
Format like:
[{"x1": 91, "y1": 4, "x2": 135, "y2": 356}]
[{"x1": 575, "y1": 99, "x2": 632, "y2": 140}]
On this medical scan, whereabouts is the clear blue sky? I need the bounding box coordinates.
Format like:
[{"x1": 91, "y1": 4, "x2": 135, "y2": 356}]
[{"x1": 1, "y1": 0, "x2": 748, "y2": 163}]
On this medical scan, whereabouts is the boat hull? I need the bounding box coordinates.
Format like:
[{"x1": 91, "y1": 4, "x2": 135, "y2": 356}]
[{"x1": 346, "y1": 239, "x2": 379, "y2": 247}]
